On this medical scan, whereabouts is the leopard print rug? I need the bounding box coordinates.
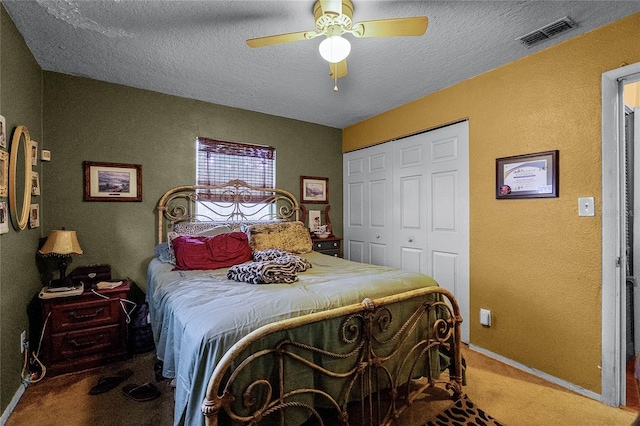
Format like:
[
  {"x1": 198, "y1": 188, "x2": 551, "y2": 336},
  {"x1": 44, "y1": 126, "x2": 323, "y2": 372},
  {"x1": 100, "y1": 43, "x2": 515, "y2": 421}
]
[{"x1": 424, "y1": 395, "x2": 505, "y2": 426}]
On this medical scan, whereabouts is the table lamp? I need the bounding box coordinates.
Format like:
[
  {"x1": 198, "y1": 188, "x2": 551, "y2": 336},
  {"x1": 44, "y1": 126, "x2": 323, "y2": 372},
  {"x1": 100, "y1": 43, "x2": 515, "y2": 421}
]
[{"x1": 38, "y1": 229, "x2": 83, "y2": 287}]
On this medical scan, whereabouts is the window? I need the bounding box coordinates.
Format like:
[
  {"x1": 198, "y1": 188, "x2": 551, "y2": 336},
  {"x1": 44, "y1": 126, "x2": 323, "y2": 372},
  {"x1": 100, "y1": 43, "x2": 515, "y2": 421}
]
[{"x1": 196, "y1": 137, "x2": 276, "y2": 219}]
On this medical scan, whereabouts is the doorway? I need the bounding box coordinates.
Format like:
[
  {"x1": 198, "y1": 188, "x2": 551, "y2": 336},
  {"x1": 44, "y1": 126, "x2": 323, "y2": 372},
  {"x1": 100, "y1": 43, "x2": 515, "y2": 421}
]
[
  {"x1": 625, "y1": 97, "x2": 640, "y2": 410},
  {"x1": 602, "y1": 63, "x2": 640, "y2": 407}
]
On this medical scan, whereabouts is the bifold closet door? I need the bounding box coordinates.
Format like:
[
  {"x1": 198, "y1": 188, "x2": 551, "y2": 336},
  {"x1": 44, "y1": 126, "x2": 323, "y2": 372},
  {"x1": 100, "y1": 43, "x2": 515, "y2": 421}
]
[
  {"x1": 393, "y1": 136, "x2": 429, "y2": 274},
  {"x1": 343, "y1": 144, "x2": 394, "y2": 266},
  {"x1": 343, "y1": 121, "x2": 469, "y2": 342},
  {"x1": 392, "y1": 122, "x2": 469, "y2": 341},
  {"x1": 423, "y1": 122, "x2": 469, "y2": 342}
]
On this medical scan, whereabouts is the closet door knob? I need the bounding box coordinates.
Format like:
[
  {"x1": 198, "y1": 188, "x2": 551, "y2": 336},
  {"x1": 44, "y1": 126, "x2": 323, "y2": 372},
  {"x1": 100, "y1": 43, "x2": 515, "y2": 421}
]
[
  {"x1": 408, "y1": 238, "x2": 414, "y2": 243},
  {"x1": 376, "y1": 235, "x2": 380, "y2": 239}
]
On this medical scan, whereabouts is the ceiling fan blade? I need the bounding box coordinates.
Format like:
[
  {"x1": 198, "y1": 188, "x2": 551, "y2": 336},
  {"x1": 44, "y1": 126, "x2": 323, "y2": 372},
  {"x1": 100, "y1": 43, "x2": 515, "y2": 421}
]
[
  {"x1": 353, "y1": 16, "x2": 428, "y2": 38},
  {"x1": 320, "y1": 0, "x2": 342, "y2": 16},
  {"x1": 329, "y1": 60, "x2": 348, "y2": 79},
  {"x1": 247, "y1": 30, "x2": 315, "y2": 48}
]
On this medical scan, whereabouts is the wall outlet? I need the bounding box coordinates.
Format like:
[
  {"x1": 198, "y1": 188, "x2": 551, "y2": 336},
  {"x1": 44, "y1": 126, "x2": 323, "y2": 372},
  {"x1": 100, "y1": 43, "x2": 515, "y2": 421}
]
[
  {"x1": 20, "y1": 330, "x2": 26, "y2": 353},
  {"x1": 480, "y1": 309, "x2": 492, "y2": 327}
]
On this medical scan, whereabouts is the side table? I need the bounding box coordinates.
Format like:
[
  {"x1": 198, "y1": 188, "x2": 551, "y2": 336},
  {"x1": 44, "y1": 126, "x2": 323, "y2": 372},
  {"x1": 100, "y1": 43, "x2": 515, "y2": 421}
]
[
  {"x1": 40, "y1": 280, "x2": 131, "y2": 376},
  {"x1": 312, "y1": 236, "x2": 342, "y2": 257}
]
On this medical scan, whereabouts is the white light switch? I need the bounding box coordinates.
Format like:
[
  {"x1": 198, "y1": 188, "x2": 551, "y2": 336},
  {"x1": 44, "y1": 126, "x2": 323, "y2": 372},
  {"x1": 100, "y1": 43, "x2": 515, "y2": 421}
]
[{"x1": 578, "y1": 197, "x2": 595, "y2": 217}]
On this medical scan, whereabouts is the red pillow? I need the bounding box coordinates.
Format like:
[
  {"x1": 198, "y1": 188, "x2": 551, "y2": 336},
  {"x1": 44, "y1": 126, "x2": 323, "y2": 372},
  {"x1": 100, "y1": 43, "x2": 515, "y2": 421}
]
[{"x1": 172, "y1": 232, "x2": 252, "y2": 271}]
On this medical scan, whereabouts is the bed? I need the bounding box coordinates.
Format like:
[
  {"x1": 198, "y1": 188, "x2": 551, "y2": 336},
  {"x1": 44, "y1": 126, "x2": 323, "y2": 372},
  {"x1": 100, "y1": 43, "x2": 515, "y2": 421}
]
[{"x1": 148, "y1": 180, "x2": 463, "y2": 426}]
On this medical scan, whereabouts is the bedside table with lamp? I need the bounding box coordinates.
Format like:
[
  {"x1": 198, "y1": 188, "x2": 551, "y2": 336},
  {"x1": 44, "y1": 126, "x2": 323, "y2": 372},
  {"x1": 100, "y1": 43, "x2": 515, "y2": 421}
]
[{"x1": 35, "y1": 229, "x2": 132, "y2": 377}]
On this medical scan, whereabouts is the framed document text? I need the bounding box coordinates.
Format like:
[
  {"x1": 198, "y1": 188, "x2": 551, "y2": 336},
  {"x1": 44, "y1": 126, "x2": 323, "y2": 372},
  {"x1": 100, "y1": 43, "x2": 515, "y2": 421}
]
[{"x1": 496, "y1": 150, "x2": 558, "y2": 199}]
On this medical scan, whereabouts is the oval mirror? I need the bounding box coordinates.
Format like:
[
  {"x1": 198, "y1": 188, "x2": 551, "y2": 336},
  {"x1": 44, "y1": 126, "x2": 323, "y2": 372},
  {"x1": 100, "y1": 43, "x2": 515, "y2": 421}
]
[{"x1": 9, "y1": 125, "x2": 32, "y2": 230}]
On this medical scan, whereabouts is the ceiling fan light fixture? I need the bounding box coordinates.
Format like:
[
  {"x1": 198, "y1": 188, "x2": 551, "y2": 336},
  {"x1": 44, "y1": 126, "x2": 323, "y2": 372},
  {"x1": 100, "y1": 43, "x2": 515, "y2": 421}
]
[{"x1": 319, "y1": 35, "x2": 351, "y2": 63}]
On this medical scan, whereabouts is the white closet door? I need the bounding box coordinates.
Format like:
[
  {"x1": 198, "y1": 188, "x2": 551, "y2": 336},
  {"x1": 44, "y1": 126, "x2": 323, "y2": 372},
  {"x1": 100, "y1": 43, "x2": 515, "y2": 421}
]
[
  {"x1": 425, "y1": 122, "x2": 470, "y2": 343},
  {"x1": 343, "y1": 121, "x2": 469, "y2": 342},
  {"x1": 343, "y1": 144, "x2": 393, "y2": 266},
  {"x1": 393, "y1": 136, "x2": 428, "y2": 273}
]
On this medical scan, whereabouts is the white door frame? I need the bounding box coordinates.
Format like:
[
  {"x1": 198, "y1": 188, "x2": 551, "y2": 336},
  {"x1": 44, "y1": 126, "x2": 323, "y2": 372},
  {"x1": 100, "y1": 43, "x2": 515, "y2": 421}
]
[{"x1": 601, "y1": 62, "x2": 640, "y2": 405}]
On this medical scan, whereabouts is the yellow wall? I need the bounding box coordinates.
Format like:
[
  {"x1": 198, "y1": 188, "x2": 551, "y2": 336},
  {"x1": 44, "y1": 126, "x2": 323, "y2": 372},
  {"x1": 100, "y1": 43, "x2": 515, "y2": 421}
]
[
  {"x1": 626, "y1": 81, "x2": 640, "y2": 107},
  {"x1": 343, "y1": 12, "x2": 640, "y2": 393}
]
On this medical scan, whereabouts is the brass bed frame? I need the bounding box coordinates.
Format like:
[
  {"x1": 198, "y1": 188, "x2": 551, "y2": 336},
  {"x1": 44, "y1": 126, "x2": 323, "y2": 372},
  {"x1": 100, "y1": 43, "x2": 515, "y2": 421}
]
[
  {"x1": 155, "y1": 181, "x2": 464, "y2": 426},
  {"x1": 156, "y1": 179, "x2": 300, "y2": 243},
  {"x1": 200, "y1": 287, "x2": 463, "y2": 426}
]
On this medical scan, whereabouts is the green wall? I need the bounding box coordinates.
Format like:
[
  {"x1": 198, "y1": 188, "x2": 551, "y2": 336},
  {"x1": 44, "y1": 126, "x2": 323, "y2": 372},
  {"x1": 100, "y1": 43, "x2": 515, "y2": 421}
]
[
  {"x1": 41, "y1": 72, "x2": 343, "y2": 288},
  {"x1": 0, "y1": 5, "x2": 44, "y2": 415},
  {"x1": 0, "y1": 9, "x2": 342, "y2": 416}
]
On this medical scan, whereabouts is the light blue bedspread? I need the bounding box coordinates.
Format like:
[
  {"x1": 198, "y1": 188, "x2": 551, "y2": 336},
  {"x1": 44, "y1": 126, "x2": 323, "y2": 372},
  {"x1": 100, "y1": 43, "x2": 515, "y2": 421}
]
[{"x1": 146, "y1": 251, "x2": 438, "y2": 426}]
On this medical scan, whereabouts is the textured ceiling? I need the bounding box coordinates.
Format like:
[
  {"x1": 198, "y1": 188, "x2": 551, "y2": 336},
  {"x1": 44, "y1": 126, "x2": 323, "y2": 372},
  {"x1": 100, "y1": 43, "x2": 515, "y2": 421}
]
[{"x1": 4, "y1": 1, "x2": 640, "y2": 129}]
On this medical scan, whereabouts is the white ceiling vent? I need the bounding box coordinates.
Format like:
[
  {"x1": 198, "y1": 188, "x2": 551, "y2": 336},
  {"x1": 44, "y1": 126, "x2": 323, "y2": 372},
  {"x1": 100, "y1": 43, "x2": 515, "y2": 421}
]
[{"x1": 516, "y1": 16, "x2": 576, "y2": 48}]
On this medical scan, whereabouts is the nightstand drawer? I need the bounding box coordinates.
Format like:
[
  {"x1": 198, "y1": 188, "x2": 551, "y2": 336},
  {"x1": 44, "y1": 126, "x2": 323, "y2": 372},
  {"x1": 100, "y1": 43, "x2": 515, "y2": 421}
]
[
  {"x1": 50, "y1": 299, "x2": 121, "y2": 332},
  {"x1": 311, "y1": 237, "x2": 342, "y2": 257},
  {"x1": 51, "y1": 324, "x2": 123, "y2": 363},
  {"x1": 40, "y1": 280, "x2": 131, "y2": 376},
  {"x1": 313, "y1": 240, "x2": 340, "y2": 251}
]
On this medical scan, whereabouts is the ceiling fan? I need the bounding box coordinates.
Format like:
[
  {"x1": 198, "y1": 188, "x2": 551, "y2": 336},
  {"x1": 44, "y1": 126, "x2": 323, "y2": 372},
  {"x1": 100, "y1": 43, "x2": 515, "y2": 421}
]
[{"x1": 246, "y1": 0, "x2": 428, "y2": 91}]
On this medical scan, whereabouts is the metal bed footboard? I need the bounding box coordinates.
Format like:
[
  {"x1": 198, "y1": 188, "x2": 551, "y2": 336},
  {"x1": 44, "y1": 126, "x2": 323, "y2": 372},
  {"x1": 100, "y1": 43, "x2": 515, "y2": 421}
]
[{"x1": 201, "y1": 286, "x2": 463, "y2": 426}]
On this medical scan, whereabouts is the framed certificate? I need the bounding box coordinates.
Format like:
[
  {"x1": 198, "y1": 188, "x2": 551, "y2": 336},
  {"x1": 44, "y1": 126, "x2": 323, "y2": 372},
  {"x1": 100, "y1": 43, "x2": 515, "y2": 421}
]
[{"x1": 496, "y1": 150, "x2": 558, "y2": 199}]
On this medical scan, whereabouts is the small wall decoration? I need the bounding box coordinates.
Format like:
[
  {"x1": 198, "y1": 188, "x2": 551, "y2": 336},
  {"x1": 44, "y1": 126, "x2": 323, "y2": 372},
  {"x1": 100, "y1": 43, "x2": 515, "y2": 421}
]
[
  {"x1": 0, "y1": 202, "x2": 8, "y2": 234},
  {"x1": 9, "y1": 125, "x2": 32, "y2": 231},
  {"x1": 0, "y1": 150, "x2": 7, "y2": 197},
  {"x1": 31, "y1": 171, "x2": 40, "y2": 196},
  {"x1": 83, "y1": 161, "x2": 142, "y2": 202},
  {"x1": 308, "y1": 209, "x2": 321, "y2": 231},
  {"x1": 30, "y1": 140, "x2": 38, "y2": 166},
  {"x1": 496, "y1": 150, "x2": 559, "y2": 199},
  {"x1": 300, "y1": 176, "x2": 328, "y2": 204},
  {"x1": 29, "y1": 203, "x2": 39, "y2": 228},
  {"x1": 41, "y1": 150, "x2": 51, "y2": 162},
  {"x1": 0, "y1": 116, "x2": 6, "y2": 149}
]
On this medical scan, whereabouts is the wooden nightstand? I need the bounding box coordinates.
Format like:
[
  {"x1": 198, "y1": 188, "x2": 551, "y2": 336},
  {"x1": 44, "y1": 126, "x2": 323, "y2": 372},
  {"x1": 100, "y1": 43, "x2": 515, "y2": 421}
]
[
  {"x1": 40, "y1": 280, "x2": 131, "y2": 376},
  {"x1": 312, "y1": 236, "x2": 342, "y2": 257}
]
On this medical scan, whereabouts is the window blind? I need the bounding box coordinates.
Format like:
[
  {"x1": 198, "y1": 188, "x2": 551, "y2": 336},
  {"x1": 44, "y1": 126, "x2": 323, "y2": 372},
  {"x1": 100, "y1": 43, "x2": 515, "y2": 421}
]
[{"x1": 196, "y1": 137, "x2": 275, "y2": 201}]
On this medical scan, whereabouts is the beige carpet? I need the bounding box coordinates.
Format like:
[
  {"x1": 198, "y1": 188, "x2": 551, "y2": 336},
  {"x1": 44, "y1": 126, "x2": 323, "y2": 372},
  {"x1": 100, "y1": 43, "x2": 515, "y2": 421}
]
[
  {"x1": 5, "y1": 346, "x2": 638, "y2": 425},
  {"x1": 5, "y1": 352, "x2": 174, "y2": 426},
  {"x1": 461, "y1": 347, "x2": 636, "y2": 426}
]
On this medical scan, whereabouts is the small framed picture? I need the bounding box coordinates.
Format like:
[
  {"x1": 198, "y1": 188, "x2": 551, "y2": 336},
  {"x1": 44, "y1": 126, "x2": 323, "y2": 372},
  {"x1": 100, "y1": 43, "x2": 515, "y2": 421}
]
[
  {"x1": 30, "y1": 140, "x2": 38, "y2": 166},
  {"x1": 0, "y1": 202, "x2": 8, "y2": 234},
  {"x1": 0, "y1": 115, "x2": 6, "y2": 149},
  {"x1": 300, "y1": 176, "x2": 328, "y2": 204},
  {"x1": 29, "y1": 204, "x2": 39, "y2": 228},
  {"x1": 83, "y1": 161, "x2": 142, "y2": 202},
  {"x1": 309, "y1": 210, "x2": 321, "y2": 231},
  {"x1": 31, "y1": 171, "x2": 40, "y2": 196},
  {"x1": 41, "y1": 150, "x2": 51, "y2": 162},
  {"x1": 0, "y1": 150, "x2": 7, "y2": 197},
  {"x1": 496, "y1": 150, "x2": 559, "y2": 199}
]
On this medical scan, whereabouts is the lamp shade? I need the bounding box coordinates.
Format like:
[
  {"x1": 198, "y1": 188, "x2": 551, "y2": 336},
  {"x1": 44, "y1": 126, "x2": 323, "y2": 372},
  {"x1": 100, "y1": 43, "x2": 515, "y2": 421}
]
[
  {"x1": 39, "y1": 230, "x2": 83, "y2": 256},
  {"x1": 319, "y1": 35, "x2": 351, "y2": 63}
]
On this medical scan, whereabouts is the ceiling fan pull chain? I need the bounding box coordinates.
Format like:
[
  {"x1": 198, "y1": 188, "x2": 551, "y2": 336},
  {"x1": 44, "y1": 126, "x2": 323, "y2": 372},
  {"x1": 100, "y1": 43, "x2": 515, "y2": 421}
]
[{"x1": 333, "y1": 63, "x2": 339, "y2": 92}]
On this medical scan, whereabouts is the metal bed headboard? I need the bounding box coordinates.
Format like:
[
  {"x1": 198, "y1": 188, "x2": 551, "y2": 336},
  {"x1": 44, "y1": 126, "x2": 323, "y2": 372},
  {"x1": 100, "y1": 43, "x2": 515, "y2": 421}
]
[{"x1": 156, "y1": 180, "x2": 300, "y2": 243}]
